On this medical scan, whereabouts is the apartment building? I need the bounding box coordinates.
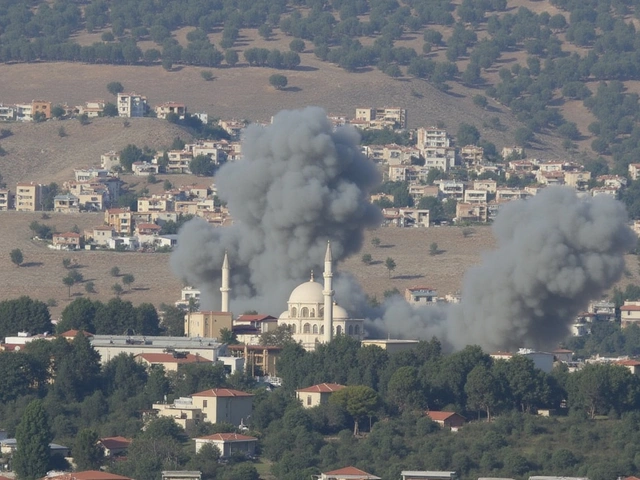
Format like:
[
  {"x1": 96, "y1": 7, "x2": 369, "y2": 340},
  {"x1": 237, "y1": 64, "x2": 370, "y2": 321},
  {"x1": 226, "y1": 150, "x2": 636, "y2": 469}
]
[
  {"x1": 117, "y1": 92, "x2": 148, "y2": 117},
  {"x1": 355, "y1": 107, "x2": 407, "y2": 129},
  {"x1": 101, "y1": 151, "x2": 121, "y2": 171},
  {"x1": 15, "y1": 182, "x2": 46, "y2": 211},
  {"x1": 416, "y1": 127, "x2": 451, "y2": 149},
  {"x1": 0, "y1": 189, "x2": 12, "y2": 210},
  {"x1": 105, "y1": 208, "x2": 133, "y2": 236},
  {"x1": 0, "y1": 105, "x2": 15, "y2": 121},
  {"x1": 155, "y1": 102, "x2": 187, "y2": 120},
  {"x1": 32, "y1": 100, "x2": 52, "y2": 119}
]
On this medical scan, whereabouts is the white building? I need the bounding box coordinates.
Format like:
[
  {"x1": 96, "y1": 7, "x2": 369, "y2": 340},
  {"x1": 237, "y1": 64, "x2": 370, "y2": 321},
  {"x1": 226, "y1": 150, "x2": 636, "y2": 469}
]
[{"x1": 117, "y1": 92, "x2": 148, "y2": 118}]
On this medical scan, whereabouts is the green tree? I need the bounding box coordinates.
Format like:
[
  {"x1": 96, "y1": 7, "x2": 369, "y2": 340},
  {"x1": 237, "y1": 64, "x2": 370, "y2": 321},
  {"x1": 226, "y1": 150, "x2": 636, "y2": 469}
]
[
  {"x1": 269, "y1": 74, "x2": 288, "y2": 90},
  {"x1": 219, "y1": 327, "x2": 238, "y2": 345},
  {"x1": 63, "y1": 275, "x2": 75, "y2": 297},
  {"x1": 10, "y1": 248, "x2": 23, "y2": 267},
  {"x1": 189, "y1": 154, "x2": 214, "y2": 176},
  {"x1": 119, "y1": 145, "x2": 143, "y2": 171},
  {"x1": 111, "y1": 266, "x2": 121, "y2": 277},
  {"x1": 224, "y1": 49, "x2": 238, "y2": 66},
  {"x1": 200, "y1": 70, "x2": 214, "y2": 81},
  {"x1": 112, "y1": 283, "x2": 124, "y2": 297},
  {"x1": 371, "y1": 237, "x2": 381, "y2": 248},
  {"x1": 73, "y1": 428, "x2": 103, "y2": 470},
  {"x1": 387, "y1": 366, "x2": 422, "y2": 411},
  {"x1": 57, "y1": 297, "x2": 98, "y2": 333},
  {"x1": 430, "y1": 242, "x2": 439, "y2": 256},
  {"x1": 0, "y1": 297, "x2": 52, "y2": 339},
  {"x1": 260, "y1": 325, "x2": 294, "y2": 346},
  {"x1": 103, "y1": 103, "x2": 118, "y2": 117},
  {"x1": 465, "y1": 364, "x2": 500, "y2": 421},
  {"x1": 85, "y1": 282, "x2": 96, "y2": 295},
  {"x1": 457, "y1": 122, "x2": 480, "y2": 146},
  {"x1": 361, "y1": 253, "x2": 372, "y2": 265},
  {"x1": 14, "y1": 400, "x2": 53, "y2": 480},
  {"x1": 78, "y1": 113, "x2": 90, "y2": 125},
  {"x1": 62, "y1": 258, "x2": 72, "y2": 269},
  {"x1": 122, "y1": 273, "x2": 135, "y2": 291},
  {"x1": 51, "y1": 105, "x2": 65, "y2": 118},
  {"x1": 107, "y1": 81, "x2": 124, "y2": 96},
  {"x1": 160, "y1": 304, "x2": 185, "y2": 336},
  {"x1": 330, "y1": 385, "x2": 379, "y2": 435},
  {"x1": 385, "y1": 257, "x2": 396, "y2": 278},
  {"x1": 290, "y1": 39, "x2": 305, "y2": 53}
]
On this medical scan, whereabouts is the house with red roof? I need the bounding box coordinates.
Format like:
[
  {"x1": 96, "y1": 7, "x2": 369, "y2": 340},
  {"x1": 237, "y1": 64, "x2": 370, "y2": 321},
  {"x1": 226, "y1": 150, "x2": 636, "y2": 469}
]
[
  {"x1": 98, "y1": 436, "x2": 131, "y2": 458},
  {"x1": 296, "y1": 383, "x2": 345, "y2": 408},
  {"x1": 194, "y1": 432, "x2": 257, "y2": 457},
  {"x1": 44, "y1": 471, "x2": 132, "y2": 480},
  {"x1": 135, "y1": 352, "x2": 212, "y2": 372},
  {"x1": 621, "y1": 301, "x2": 640, "y2": 328},
  {"x1": 319, "y1": 466, "x2": 381, "y2": 480},
  {"x1": 59, "y1": 330, "x2": 94, "y2": 341},
  {"x1": 615, "y1": 359, "x2": 640, "y2": 375},
  {"x1": 426, "y1": 411, "x2": 466, "y2": 429}
]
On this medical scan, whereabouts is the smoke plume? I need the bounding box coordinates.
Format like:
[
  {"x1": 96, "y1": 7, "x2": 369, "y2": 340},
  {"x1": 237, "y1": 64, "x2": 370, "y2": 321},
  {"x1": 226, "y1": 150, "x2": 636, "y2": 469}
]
[
  {"x1": 172, "y1": 107, "x2": 635, "y2": 352},
  {"x1": 170, "y1": 107, "x2": 381, "y2": 312},
  {"x1": 370, "y1": 187, "x2": 635, "y2": 351}
]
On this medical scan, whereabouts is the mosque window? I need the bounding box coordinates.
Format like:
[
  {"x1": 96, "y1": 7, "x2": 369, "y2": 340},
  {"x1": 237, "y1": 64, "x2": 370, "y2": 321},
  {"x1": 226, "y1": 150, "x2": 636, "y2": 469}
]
[
  {"x1": 301, "y1": 307, "x2": 309, "y2": 317},
  {"x1": 348, "y1": 325, "x2": 353, "y2": 335},
  {"x1": 291, "y1": 324, "x2": 296, "y2": 333},
  {"x1": 303, "y1": 323, "x2": 311, "y2": 334},
  {"x1": 336, "y1": 325, "x2": 342, "y2": 335},
  {"x1": 312, "y1": 324, "x2": 318, "y2": 334},
  {"x1": 354, "y1": 324, "x2": 360, "y2": 335},
  {"x1": 291, "y1": 307, "x2": 297, "y2": 317},
  {"x1": 310, "y1": 309, "x2": 315, "y2": 318},
  {"x1": 319, "y1": 307, "x2": 324, "y2": 316},
  {"x1": 320, "y1": 325, "x2": 324, "y2": 335}
]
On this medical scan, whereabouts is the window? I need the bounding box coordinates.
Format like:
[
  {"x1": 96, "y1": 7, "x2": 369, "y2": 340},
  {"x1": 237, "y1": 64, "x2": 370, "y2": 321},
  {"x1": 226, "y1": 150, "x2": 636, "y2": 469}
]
[
  {"x1": 336, "y1": 325, "x2": 342, "y2": 335},
  {"x1": 312, "y1": 324, "x2": 318, "y2": 334},
  {"x1": 320, "y1": 325, "x2": 324, "y2": 335},
  {"x1": 203, "y1": 400, "x2": 208, "y2": 408},
  {"x1": 310, "y1": 309, "x2": 315, "y2": 318},
  {"x1": 348, "y1": 325, "x2": 353, "y2": 335},
  {"x1": 291, "y1": 323, "x2": 296, "y2": 334},
  {"x1": 291, "y1": 307, "x2": 297, "y2": 318},
  {"x1": 303, "y1": 323, "x2": 311, "y2": 334},
  {"x1": 307, "y1": 395, "x2": 312, "y2": 405},
  {"x1": 354, "y1": 325, "x2": 360, "y2": 335},
  {"x1": 301, "y1": 307, "x2": 309, "y2": 317}
]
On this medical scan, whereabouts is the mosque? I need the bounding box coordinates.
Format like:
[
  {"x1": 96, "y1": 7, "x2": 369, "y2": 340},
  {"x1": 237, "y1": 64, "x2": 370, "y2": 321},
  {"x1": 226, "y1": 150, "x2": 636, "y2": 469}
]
[{"x1": 219, "y1": 242, "x2": 365, "y2": 350}]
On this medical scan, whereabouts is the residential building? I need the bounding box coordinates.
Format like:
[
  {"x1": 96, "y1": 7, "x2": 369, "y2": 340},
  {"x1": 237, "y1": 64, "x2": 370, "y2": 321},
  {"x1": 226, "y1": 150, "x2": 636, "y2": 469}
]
[
  {"x1": 175, "y1": 286, "x2": 201, "y2": 310},
  {"x1": 85, "y1": 226, "x2": 116, "y2": 246},
  {"x1": 398, "y1": 208, "x2": 430, "y2": 227},
  {"x1": 464, "y1": 189, "x2": 488, "y2": 204},
  {"x1": 629, "y1": 163, "x2": 640, "y2": 181},
  {"x1": 621, "y1": 301, "x2": 640, "y2": 328},
  {"x1": 296, "y1": 383, "x2": 345, "y2": 408},
  {"x1": 162, "y1": 472, "x2": 201, "y2": 480},
  {"x1": 502, "y1": 146, "x2": 524, "y2": 158},
  {"x1": 234, "y1": 314, "x2": 278, "y2": 334},
  {"x1": 52, "y1": 232, "x2": 82, "y2": 250},
  {"x1": 15, "y1": 182, "x2": 46, "y2": 211},
  {"x1": 408, "y1": 184, "x2": 439, "y2": 201},
  {"x1": 456, "y1": 202, "x2": 488, "y2": 223},
  {"x1": 423, "y1": 146, "x2": 457, "y2": 172},
  {"x1": 0, "y1": 189, "x2": 12, "y2": 210},
  {"x1": 355, "y1": 107, "x2": 407, "y2": 129},
  {"x1": 319, "y1": 467, "x2": 381, "y2": 480},
  {"x1": 588, "y1": 300, "x2": 616, "y2": 321},
  {"x1": 135, "y1": 352, "x2": 212, "y2": 372},
  {"x1": 564, "y1": 171, "x2": 591, "y2": 190},
  {"x1": 227, "y1": 344, "x2": 282, "y2": 377},
  {"x1": 426, "y1": 411, "x2": 466, "y2": 429},
  {"x1": 401, "y1": 472, "x2": 457, "y2": 480},
  {"x1": 132, "y1": 161, "x2": 159, "y2": 176},
  {"x1": 405, "y1": 287, "x2": 439, "y2": 305},
  {"x1": 473, "y1": 180, "x2": 497, "y2": 194},
  {"x1": 117, "y1": 92, "x2": 148, "y2": 117},
  {"x1": 219, "y1": 119, "x2": 247, "y2": 137},
  {"x1": 1, "y1": 438, "x2": 69, "y2": 457},
  {"x1": 75, "y1": 168, "x2": 110, "y2": 182},
  {"x1": 98, "y1": 436, "x2": 131, "y2": 458},
  {"x1": 32, "y1": 100, "x2": 52, "y2": 119},
  {"x1": 460, "y1": 145, "x2": 484, "y2": 166},
  {"x1": 194, "y1": 433, "x2": 257, "y2": 457},
  {"x1": 164, "y1": 150, "x2": 193, "y2": 174},
  {"x1": 79, "y1": 100, "x2": 106, "y2": 117},
  {"x1": 416, "y1": 127, "x2": 450, "y2": 149},
  {"x1": 53, "y1": 193, "x2": 80, "y2": 213},
  {"x1": 15, "y1": 103, "x2": 33, "y2": 121},
  {"x1": 184, "y1": 311, "x2": 233, "y2": 340},
  {"x1": 155, "y1": 102, "x2": 187, "y2": 119},
  {"x1": 0, "y1": 104, "x2": 15, "y2": 121},
  {"x1": 138, "y1": 196, "x2": 173, "y2": 213},
  {"x1": 101, "y1": 151, "x2": 121, "y2": 171},
  {"x1": 438, "y1": 181, "x2": 465, "y2": 200},
  {"x1": 105, "y1": 208, "x2": 133, "y2": 236},
  {"x1": 496, "y1": 188, "x2": 528, "y2": 203},
  {"x1": 615, "y1": 359, "x2": 640, "y2": 375},
  {"x1": 191, "y1": 388, "x2": 253, "y2": 426},
  {"x1": 44, "y1": 472, "x2": 131, "y2": 480}
]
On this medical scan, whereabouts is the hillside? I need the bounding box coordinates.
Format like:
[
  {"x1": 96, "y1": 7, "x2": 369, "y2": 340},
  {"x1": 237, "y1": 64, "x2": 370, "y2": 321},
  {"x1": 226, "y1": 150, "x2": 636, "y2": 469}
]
[{"x1": 0, "y1": 117, "x2": 193, "y2": 186}]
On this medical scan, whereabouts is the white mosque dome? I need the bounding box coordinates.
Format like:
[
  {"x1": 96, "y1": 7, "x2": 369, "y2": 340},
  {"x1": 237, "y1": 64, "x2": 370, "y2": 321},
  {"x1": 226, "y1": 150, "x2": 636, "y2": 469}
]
[
  {"x1": 288, "y1": 280, "x2": 324, "y2": 304},
  {"x1": 333, "y1": 303, "x2": 349, "y2": 320}
]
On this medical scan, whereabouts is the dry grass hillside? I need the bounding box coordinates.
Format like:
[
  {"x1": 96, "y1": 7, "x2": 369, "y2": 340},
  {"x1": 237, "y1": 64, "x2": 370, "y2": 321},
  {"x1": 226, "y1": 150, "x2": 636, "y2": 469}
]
[
  {"x1": 0, "y1": 117, "x2": 193, "y2": 186},
  {"x1": 1, "y1": 213, "x2": 637, "y2": 320}
]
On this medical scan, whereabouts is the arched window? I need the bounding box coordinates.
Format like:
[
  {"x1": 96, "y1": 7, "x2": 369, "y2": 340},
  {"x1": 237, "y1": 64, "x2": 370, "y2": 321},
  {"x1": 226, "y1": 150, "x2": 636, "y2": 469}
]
[
  {"x1": 354, "y1": 324, "x2": 360, "y2": 335},
  {"x1": 303, "y1": 323, "x2": 311, "y2": 334},
  {"x1": 319, "y1": 307, "x2": 324, "y2": 317},
  {"x1": 301, "y1": 307, "x2": 309, "y2": 317},
  {"x1": 336, "y1": 325, "x2": 342, "y2": 335},
  {"x1": 291, "y1": 323, "x2": 296, "y2": 333},
  {"x1": 347, "y1": 324, "x2": 353, "y2": 335},
  {"x1": 312, "y1": 324, "x2": 318, "y2": 334},
  {"x1": 320, "y1": 325, "x2": 324, "y2": 335},
  {"x1": 291, "y1": 307, "x2": 297, "y2": 318},
  {"x1": 310, "y1": 309, "x2": 315, "y2": 318}
]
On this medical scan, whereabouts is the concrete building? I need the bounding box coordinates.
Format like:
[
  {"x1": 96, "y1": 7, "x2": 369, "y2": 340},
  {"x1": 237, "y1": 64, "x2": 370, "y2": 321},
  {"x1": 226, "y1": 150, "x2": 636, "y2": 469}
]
[
  {"x1": 32, "y1": 100, "x2": 52, "y2": 119},
  {"x1": 426, "y1": 411, "x2": 466, "y2": 429},
  {"x1": 105, "y1": 207, "x2": 133, "y2": 236},
  {"x1": 320, "y1": 467, "x2": 381, "y2": 480},
  {"x1": 135, "y1": 352, "x2": 213, "y2": 372},
  {"x1": 296, "y1": 383, "x2": 345, "y2": 408},
  {"x1": 0, "y1": 189, "x2": 12, "y2": 210},
  {"x1": 15, "y1": 182, "x2": 46, "y2": 211},
  {"x1": 184, "y1": 311, "x2": 233, "y2": 340},
  {"x1": 98, "y1": 436, "x2": 131, "y2": 458},
  {"x1": 194, "y1": 433, "x2": 257, "y2": 457},
  {"x1": 90, "y1": 335, "x2": 223, "y2": 363},
  {"x1": 155, "y1": 102, "x2": 187, "y2": 120},
  {"x1": 117, "y1": 92, "x2": 148, "y2": 117},
  {"x1": 361, "y1": 339, "x2": 420, "y2": 354},
  {"x1": 401, "y1": 472, "x2": 457, "y2": 480},
  {"x1": 191, "y1": 388, "x2": 253, "y2": 426},
  {"x1": 621, "y1": 301, "x2": 640, "y2": 328},
  {"x1": 405, "y1": 287, "x2": 439, "y2": 306}
]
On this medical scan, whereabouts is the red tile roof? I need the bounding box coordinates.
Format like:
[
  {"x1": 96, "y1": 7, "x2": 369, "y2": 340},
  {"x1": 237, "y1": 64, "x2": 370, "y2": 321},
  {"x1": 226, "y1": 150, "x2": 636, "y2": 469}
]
[
  {"x1": 136, "y1": 353, "x2": 212, "y2": 364},
  {"x1": 621, "y1": 305, "x2": 640, "y2": 311},
  {"x1": 192, "y1": 388, "x2": 253, "y2": 397},
  {"x1": 59, "y1": 329, "x2": 93, "y2": 338},
  {"x1": 427, "y1": 411, "x2": 465, "y2": 422},
  {"x1": 323, "y1": 466, "x2": 380, "y2": 478},
  {"x1": 54, "y1": 232, "x2": 82, "y2": 238},
  {"x1": 616, "y1": 359, "x2": 640, "y2": 367},
  {"x1": 99, "y1": 436, "x2": 132, "y2": 449},
  {"x1": 296, "y1": 383, "x2": 345, "y2": 393},
  {"x1": 236, "y1": 314, "x2": 277, "y2": 322},
  {"x1": 196, "y1": 433, "x2": 257, "y2": 442},
  {"x1": 45, "y1": 471, "x2": 132, "y2": 480}
]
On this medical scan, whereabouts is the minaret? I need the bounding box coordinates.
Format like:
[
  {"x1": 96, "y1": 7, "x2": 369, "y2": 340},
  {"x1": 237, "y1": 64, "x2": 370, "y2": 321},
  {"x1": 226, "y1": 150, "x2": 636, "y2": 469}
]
[
  {"x1": 220, "y1": 251, "x2": 230, "y2": 312},
  {"x1": 323, "y1": 241, "x2": 334, "y2": 343}
]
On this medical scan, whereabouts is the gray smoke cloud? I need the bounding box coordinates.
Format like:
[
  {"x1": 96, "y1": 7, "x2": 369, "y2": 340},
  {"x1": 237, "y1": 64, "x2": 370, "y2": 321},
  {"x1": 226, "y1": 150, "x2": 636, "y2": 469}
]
[
  {"x1": 369, "y1": 187, "x2": 636, "y2": 351},
  {"x1": 170, "y1": 106, "x2": 382, "y2": 313},
  {"x1": 171, "y1": 107, "x2": 635, "y2": 352}
]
